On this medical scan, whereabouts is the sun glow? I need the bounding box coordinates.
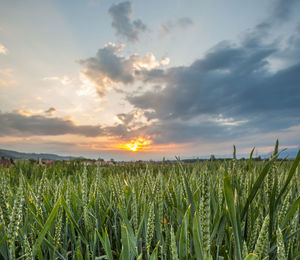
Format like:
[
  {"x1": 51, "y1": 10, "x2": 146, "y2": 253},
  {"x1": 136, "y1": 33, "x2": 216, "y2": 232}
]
[{"x1": 120, "y1": 137, "x2": 152, "y2": 152}]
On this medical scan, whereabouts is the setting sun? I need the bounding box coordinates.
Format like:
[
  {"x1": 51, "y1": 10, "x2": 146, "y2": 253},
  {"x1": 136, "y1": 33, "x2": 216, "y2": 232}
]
[{"x1": 120, "y1": 137, "x2": 152, "y2": 152}]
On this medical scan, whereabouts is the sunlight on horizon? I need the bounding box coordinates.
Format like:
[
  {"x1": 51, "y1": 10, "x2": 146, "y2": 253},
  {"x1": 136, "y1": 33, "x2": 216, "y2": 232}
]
[{"x1": 120, "y1": 137, "x2": 152, "y2": 152}]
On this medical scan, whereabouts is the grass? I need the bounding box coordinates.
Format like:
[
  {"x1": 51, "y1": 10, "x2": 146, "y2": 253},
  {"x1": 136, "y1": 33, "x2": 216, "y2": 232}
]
[{"x1": 0, "y1": 145, "x2": 299, "y2": 259}]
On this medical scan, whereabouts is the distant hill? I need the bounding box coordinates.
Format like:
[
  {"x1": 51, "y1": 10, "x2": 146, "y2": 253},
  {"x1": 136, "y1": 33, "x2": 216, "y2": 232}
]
[{"x1": 0, "y1": 148, "x2": 82, "y2": 161}]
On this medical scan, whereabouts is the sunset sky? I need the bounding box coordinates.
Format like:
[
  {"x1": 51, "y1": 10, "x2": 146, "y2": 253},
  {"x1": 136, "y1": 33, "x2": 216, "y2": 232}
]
[{"x1": 0, "y1": 0, "x2": 300, "y2": 160}]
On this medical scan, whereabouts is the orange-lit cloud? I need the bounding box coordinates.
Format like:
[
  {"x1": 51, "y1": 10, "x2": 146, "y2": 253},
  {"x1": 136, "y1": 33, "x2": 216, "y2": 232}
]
[{"x1": 0, "y1": 68, "x2": 16, "y2": 86}]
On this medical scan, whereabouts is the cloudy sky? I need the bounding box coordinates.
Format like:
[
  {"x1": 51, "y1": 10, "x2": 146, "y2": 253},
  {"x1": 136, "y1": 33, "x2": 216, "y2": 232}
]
[{"x1": 0, "y1": 0, "x2": 299, "y2": 160}]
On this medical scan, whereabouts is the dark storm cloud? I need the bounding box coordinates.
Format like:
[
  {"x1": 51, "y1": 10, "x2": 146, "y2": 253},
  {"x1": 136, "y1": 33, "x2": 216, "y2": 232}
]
[
  {"x1": 80, "y1": 0, "x2": 300, "y2": 145},
  {"x1": 160, "y1": 17, "x2": 194, "y2": 35},
  {"x1": 128, "y1": 40, "x2": 276, "y2": 120},
  {"x1": 105, "y1": 124, "x2": 130, "y2": 138},
  {"x1": 125, "y1": 28, "x2": 300, "y2": 143},
  {"x1": 108, "y1": 1, "x2": 147, "y2": 42},
  {"x1": 144, "y1": 120, "x2": 235, "y2": 144},
  {"x1": 274, "y1": 24, "x2": 300, "y2": 65},
  {"x1": 0, "y1": 112, "x2": 103, "y2": 137},
  {"x1": 272, "y1": 0, "x2": 299, "y2": 21}
]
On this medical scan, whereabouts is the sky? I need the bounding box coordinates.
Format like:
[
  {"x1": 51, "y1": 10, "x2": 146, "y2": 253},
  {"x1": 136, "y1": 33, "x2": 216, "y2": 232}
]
[{"x1": 0, "y1": 0, "x2": 300, "y2": 160}]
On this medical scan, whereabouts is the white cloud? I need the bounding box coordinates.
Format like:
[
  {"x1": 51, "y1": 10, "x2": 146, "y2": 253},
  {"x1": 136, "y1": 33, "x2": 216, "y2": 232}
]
[
  {"x1": 132, "y1": 53, "x2": 170, "y2": 70},
  {"x1": 80, "y1": 42, "x2": 170, "y2": 97},
  {"x1": 0, "y1": 44, "x2": 7, "y2": 55},
  {"x1": 43, "y1": 75, "x2": 73, "y2": 85},
  {"x1": 160, "y1": 17, "x2": 194, "y2": 36}
]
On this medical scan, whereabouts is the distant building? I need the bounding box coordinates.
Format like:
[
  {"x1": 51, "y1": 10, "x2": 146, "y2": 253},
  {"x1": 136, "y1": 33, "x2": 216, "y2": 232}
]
[
  {"x1": 37, "y1": 158, "x2": 55, "y2": 166},
  {"x1": 0, "y1": 158, "x2": 13, "y2": 167},
  {"x1": 100, "y1": 160, "x2": 115, "y2": 166},
  {"x1": 82, "y1": 161, "x2": 94, "y2": 166}
]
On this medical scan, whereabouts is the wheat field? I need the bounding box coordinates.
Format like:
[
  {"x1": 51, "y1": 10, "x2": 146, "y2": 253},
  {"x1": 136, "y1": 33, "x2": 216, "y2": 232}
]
[{"x1": 0, "y1": 145, "x2": 299, "y2": 259}]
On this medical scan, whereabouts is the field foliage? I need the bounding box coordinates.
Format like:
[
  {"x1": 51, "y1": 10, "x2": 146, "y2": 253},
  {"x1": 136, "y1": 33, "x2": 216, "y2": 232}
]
[{"x1": 0, "y1": 144, "x2": 300, "y2": 259}]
